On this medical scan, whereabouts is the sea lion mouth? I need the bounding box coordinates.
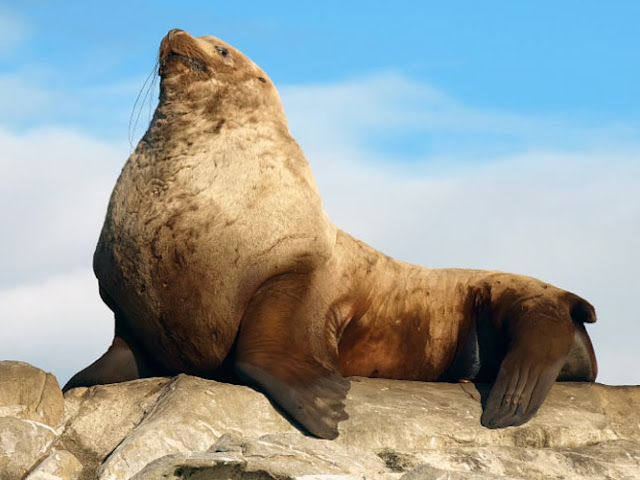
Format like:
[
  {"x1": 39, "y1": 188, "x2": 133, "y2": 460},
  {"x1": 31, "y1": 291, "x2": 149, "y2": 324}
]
[
  {"x1": 159, "y1": 29, "x2": 209, "y2": 75},
  {"x1": 162, "y1": 52, "x2": 208, "y2": 73}
]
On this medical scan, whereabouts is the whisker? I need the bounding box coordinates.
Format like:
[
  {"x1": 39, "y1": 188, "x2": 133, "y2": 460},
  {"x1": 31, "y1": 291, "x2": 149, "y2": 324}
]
[
  {"x1": 148, "y1": 72, "x2": 158, "y2": 125},
  {"x1": 128, "y1": 59, "x2": 159, "y2": 151}
]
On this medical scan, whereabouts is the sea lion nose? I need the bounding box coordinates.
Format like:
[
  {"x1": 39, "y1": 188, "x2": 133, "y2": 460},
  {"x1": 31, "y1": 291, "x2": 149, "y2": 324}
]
[{"x1": 167, "y1": 28, "x2": 184, "y2": 40}]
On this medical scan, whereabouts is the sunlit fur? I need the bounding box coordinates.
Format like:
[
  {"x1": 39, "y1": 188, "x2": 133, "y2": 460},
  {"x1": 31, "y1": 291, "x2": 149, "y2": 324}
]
[
  {"x1": 93, "y1": 30, "x2": 335, "y2": 375},
  {"x1": 67, "y1": 30, "x2": 598, "y2": 439}
]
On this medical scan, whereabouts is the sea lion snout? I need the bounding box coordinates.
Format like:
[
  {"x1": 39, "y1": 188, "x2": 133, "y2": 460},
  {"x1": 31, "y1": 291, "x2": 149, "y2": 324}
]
[
  {"x1": 161, "y1": 28, "x2": 190, "y2": 55},
  {"x1": 167, "y1": 28, "x2": 185, "y2": 40},
  {"x1": 159, "y1": 29, "x2": 209, "y2": 76}
]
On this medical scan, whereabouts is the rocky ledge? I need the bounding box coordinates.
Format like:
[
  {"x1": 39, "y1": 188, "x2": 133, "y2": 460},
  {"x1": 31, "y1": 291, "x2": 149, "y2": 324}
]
[{"x1": 0, "y1": 360, "x2": 638, "y2": 480}]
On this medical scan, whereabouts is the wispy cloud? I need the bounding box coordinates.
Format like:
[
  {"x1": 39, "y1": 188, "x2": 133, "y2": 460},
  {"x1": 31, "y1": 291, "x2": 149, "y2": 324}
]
[
  {"x1": 1, "y1": 72, "x2": 638, "y2": 386},
  {"x1": 282, "y1": 72, "x2": 640, "y2": 161}
]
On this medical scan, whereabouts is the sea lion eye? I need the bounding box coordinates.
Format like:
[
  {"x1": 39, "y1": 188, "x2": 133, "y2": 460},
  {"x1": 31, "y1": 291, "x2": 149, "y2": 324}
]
[{"x1": 215, "y1": 46, "x2": 229, "y2": 57}]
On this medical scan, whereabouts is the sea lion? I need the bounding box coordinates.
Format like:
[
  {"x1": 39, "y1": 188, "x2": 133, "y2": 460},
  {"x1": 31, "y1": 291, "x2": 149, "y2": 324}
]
[{"x1": 64, "y1": 29, "x2": 598, "y2": 439}]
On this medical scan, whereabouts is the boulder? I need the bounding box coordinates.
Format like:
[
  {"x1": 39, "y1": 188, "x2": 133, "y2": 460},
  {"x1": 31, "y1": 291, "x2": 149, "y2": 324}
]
[
  {"x1": 0, "y1": 361, "x2": 64, "y2": 480},
  {"x1": 56, "y1": 377, "x2": 170, "y2": 476},
  {"x1": 0, "y1": 361, "x2": 638, "y2": 480},
  {"x1": 0, "y1": 417, "x2": 57, "y2": 480},
  {"x1": 24, "y1": 450, "x2": 82, "y2": 480},
  {"x1": 0, "y1": 361, "x2": 64, "y2": 429}
]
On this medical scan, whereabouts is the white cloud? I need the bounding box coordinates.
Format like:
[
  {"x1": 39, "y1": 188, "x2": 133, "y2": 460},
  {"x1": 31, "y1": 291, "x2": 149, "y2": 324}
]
[
  {"x1": 0, "y1": 127, "x2": 125, "y2": 385},
  {"x1": 0, "y1": 127, "x2": 126, "y2": 286},
  {"x1": 1, "y1": 72, "x2": 638, "y2": 388},
  {"x1": 282, "y1": 72, "x2": 640, "y2": 158},
  {"x1": 0, "y1": 269, "x2": 113, "y2": 387}
]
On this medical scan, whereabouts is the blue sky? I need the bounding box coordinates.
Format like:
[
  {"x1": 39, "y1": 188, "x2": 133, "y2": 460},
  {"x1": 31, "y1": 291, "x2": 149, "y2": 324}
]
[
  {"x1": 4, "y1": 1, "x2": 640, "y2": 138},
  {"x1": 1, "y1": 2, "x2": 639, "y2": 386}
]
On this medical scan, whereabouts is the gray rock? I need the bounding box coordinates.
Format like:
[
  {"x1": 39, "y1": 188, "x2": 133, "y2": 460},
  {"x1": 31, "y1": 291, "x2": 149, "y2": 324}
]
[{"x1": 1, "y1": 361, "x2": 639, "y2": 480}]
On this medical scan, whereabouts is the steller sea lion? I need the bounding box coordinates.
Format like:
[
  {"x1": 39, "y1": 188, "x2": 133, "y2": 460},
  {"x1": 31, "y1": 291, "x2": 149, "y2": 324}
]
[{"x1": 64, "y1": 29, "x2": 597, "y2": 439}]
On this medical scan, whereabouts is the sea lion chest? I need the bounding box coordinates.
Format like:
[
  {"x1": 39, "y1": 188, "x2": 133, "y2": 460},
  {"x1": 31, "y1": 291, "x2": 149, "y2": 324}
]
[{"x1": 93, "y1": 124, "x2": 334, "y2": 372}]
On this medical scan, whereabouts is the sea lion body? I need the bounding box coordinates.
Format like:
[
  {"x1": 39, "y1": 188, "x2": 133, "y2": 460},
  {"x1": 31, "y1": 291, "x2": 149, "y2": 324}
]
[{"x1": 65, "y1": 29, "x2": 597, "y2": 439}]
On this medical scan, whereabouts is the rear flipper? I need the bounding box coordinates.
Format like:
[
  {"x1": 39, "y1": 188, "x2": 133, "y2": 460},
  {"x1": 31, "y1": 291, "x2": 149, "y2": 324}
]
[
  {"x1": 63, "y1": 315, "x2": 160, "y2": 392},
  {"x1": 481, "y1": 291, "x2": 596, "y2": 428},
  {"x1": 481, "y1": 350, "x2": 566, "y2": 428},
  {"x1": 235, "y1": 272, "x2": 350, "y2": 439},
  {"x1": 557, "y1": 304, "x2": 598, "y2": 381}
]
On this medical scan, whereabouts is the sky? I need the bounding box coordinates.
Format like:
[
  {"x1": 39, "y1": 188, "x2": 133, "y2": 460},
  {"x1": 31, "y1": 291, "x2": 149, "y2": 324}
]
[{"x1": 1, "y1": 1, "x2": 639, "y2": 386}]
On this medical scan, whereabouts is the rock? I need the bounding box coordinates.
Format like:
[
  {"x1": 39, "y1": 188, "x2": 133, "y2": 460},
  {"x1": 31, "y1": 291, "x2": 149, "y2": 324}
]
[
  {"x1": 95, "y1": 375, "x2": 296, "y2": 480},
  {"x1": 340, "y1": 379, "x2": 620, "y2": 450},
  {"x1": 24, "y1": 450, "x2": 83, "y2": 480},
  {"x1": 56, "y1": 377, "x2": 170, "y2": 478},
  {"x1": 129, "y1": 452, "x2": 247, "y2": 480},
  {"x1": 0, "y1": 361, "x2": 639, "y2": 480},
  {"x1": 0, "y1": 361, "x2": 64, "y2": 429},
  {"x1": 0, "y1": 416, "x2": 57, "y2": 480},
  {"x1": 400, "y1": 465, "x2": 498, "y2": 479},
  {"x1": 0, "y1": 361, "x2": 64, "y2": 480},
  {"x1": 208, "y1": 432, "x2": 387, "y2": 477}
]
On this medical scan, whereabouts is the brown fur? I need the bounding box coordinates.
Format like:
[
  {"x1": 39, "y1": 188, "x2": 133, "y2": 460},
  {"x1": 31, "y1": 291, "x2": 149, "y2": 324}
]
[{"x1": 65, "y1": 29, "x2": 598, "y2": 439}]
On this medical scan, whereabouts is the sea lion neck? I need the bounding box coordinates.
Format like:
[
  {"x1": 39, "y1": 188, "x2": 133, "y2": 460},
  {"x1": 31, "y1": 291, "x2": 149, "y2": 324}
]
[
  {"x1": 133, "y1": 90, "x2": 293, "y2": 161},
  {"x1": 154, "y1": 73, "x2": 289, "y2": 137},
  {"x1": 146, "y1": 95, "x2": 289, "y2": 140},
  {"x1": 155, "y1": 29, "x2": 288, "y2": 134}
]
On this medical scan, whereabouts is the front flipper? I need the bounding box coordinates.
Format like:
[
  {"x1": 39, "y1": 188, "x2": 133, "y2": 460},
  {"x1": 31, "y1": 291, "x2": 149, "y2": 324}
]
[
  {"x1": 63, "y1": 314, "x2": 161, "y2": 392},
  {"x1": 236, "y1": 359, "x2": 349, "y2": 439},
  {"x1": 236, "y1": 272, "x2": 350, "y2": 439},
  {"x1": 63, "y1": 335, "x2": 140, "y2": 391}
]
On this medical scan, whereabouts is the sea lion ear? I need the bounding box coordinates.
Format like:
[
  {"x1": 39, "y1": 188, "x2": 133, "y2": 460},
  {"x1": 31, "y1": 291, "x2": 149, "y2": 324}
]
[{"x1": 564, "y1": 292, "x2": 597, "y2": 324}]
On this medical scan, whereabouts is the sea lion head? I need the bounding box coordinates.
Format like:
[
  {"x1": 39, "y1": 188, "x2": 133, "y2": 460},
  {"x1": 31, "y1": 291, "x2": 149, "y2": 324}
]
[{"x1": 157, "y1": 28, "x2": 285, "y2": 123}]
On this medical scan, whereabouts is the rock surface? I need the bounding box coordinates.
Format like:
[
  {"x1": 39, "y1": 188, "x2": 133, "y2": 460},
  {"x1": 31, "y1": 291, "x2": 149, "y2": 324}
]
[
  {"x1": 0, "y1": 362, "x2": 64, "y2": 480},
  {"x1": 0, "y1": 361, "x2": 639, "y2": 479}
]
